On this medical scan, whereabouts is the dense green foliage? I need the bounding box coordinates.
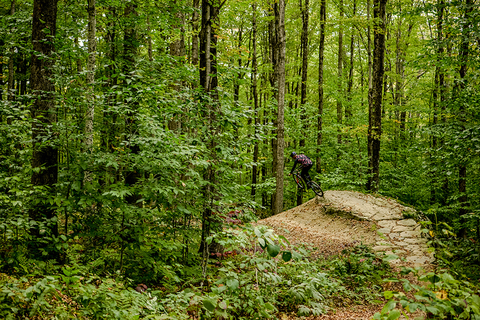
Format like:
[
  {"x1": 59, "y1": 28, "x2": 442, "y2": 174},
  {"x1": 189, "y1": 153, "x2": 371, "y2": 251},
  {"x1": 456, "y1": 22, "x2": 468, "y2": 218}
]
[{"x1": 0, "y1": 0, "x2": 479, "y2": 318}]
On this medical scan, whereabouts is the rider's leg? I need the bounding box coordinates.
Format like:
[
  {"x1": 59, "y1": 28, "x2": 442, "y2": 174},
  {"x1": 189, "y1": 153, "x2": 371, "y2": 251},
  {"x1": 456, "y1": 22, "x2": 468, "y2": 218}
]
[{"x1": 301, "y1": 166, "x2": 313, "y2": 188}]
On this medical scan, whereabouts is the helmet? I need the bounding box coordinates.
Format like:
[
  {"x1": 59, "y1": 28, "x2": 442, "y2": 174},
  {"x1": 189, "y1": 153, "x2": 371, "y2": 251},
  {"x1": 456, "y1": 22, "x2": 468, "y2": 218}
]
[{"x1": 290, "y1": 151, "x2": 296, "y2": 158}]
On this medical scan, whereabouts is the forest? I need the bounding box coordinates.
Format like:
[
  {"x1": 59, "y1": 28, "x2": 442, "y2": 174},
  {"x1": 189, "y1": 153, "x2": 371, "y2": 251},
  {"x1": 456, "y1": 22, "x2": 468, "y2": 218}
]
[{"x1": 0, "y1": 0, "x2": 479, "y2": 318}]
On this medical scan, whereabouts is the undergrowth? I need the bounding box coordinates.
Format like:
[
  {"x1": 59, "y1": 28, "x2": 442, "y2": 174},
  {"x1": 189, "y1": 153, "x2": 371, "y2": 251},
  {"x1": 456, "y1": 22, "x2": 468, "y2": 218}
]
[{"x1": 0, "y1": 224, "x2": 393, "y2": 319}]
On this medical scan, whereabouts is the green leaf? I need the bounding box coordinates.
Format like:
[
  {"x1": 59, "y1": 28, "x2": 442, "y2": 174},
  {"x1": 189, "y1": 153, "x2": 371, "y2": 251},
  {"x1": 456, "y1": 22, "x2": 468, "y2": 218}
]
[
  {"x1": 384, "y1": 291, "x2": 394, "y2": 299},
  {"x1": 282, "y1": 251, "x2": 292, "y2": 262},
  {"x1": 203, "y1": 299, "x2": 216, "y2": 312},
  {"x1": 258, "y1": 238, "x2": 266, "y2": 249},
  {"x1": 387, "y1": 310, "x2": 401, "y2": 320},
  {"x1": 254, "y1": 227, "x2": 262, "y2": 238},
  {"x1": 266, "y1": 244, "x2": 280, "y2": 257},
  {"x1": 382, "y1": 300, "x2": 396, "y2": 314},
  {"x1": 264, "y1": 302, "x2": 275, "y2": 311},
  {"x1": 425, "y1": 306, "x2": 439, "y2": 315},
  {"x1": 383, "y1": 254, "x2": 399, "y2": 262},
  {"x1": 292, "y1": 250, "x2": 303, "y2": 260},
  {"x1": 407, "y1": 302, "x2": 420, "y2": 312},
  {"x1": 226, "y1": 279, "x2": 239, "y2": 291}
]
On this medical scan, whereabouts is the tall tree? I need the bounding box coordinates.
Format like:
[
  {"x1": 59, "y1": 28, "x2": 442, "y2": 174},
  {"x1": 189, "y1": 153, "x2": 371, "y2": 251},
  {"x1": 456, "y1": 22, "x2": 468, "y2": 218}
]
[
  {"x1": 85, "y1": 0, "x2": 96, "y2": 153},
  {"x1": 191, "y1": 0, "x2": 200, "y2": 65},
  {"x1": 123, "y1": 2, "x2": 140, "y2": 205},
  {"x1": 299, "y1": 0, "x2": 309, "y2": 148},
  {"x1": 456, "y1": 0, "x2": 473, "y2": 237},
  {"x1": 30, "y1": 0, "x2": 59, "y2": 243},
  {"x1": 336, "y1": 0, "x2": 344, "y2": 149},
  {"x1": 273, "y1": 0, "x2": 286, "y2": 214},
  {"x1": 199, "y1": 0, "x2": 221, "y2": 277},
  {"x1": 345, "y1": 0, "x2": 356, "y2": 123},
  {"x1": 316, "y1": 0, "x2": 326, "y2": 174},
  {"x1": 366, "y1": 0, "x2": 387, "y2": 191},
  {"x1": 251, "y1": 1, "x2": 259, "y2": 198}
]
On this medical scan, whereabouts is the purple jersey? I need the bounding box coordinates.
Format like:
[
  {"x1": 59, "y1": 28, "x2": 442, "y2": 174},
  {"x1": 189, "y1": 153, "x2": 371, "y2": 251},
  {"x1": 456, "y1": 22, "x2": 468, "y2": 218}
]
[{"x1": 290, "y1": 154, "x2": 313, "y2": 174}]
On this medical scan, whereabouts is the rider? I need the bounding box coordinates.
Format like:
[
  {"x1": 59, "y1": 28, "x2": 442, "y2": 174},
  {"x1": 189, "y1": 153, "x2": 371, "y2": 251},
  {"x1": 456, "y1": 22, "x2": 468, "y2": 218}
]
[{"x1": 288, "y1": 152, "x2": 313, "y2": 188}]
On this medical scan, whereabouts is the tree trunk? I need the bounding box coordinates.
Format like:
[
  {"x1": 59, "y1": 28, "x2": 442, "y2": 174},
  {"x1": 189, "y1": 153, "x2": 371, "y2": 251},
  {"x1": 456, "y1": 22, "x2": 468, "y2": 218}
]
[
  {"x1": 345, "y1": 0, "x2": 356, "y2": 124},
  {"x1": 7, "y1": 0, "x2": 16, "y2": 112},
  {"x1": 273, "y1": 0, "x2": 286, "y2": 215},
  {"x1": 30, "y1": 0, "x2": 59, "y2": 245},
  {"x1": 123, "y1": 3, "x2": 141, "y2": 205},
  {"x1": 269, "y1": 4, "x2": 278, "y2": 212},
  {"x1": 199, "y1": 0, "x2": 221, "y2": 276},
  {"x1": 191, "y1": 0, "x2": 200, "y2": 65},
  {"x1": 457, "y1": 0, "x2": 472, "y2": 237},
  {"x1": 147, "y1": 15, "x2": 153, "y2": 62},
  {"x1": 234, "y1": 27, "x2": 243, "y2": 104},
  {"x1": 251, "y1": 2, "x2": 259, "y2": 198},
  {"x1": 316, "y1": 0, "x2": 326, "y2": 173},
  {"x1": 366, "y1": 0, "x2": 387, "y2": 192},
  {"x1": 336, "y1": 0, "x2": 344, "y2": 150},
  {"x1": 299, "y1": 0, "x2": 309, "y2": 149},
  {"x1": 85, "y1": 0, "x2": 96, "y2": 152}
]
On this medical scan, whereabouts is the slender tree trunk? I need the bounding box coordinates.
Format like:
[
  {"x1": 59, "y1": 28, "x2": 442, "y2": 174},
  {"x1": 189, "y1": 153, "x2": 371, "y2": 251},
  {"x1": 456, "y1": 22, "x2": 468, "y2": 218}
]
[
  {"x1": 336, "y1": 0, "x2": 344, "y2": 150},
  {"x1": 269, "y1": 4, "x2": 278, "y2": 212},
  {"x1": 457, "y1": 0, "x2": 472, "y2": 237},
  {"x1": 299, "y1": 0, "x2": 309, "y2": 149},
  {"x1": 191, "y1": 0, "x2": 200, "y2": 65},
  {"x1": 123, "y1": 3, "x2": 141, "y2": 205},
  {"x1": 168, "y1": 0, "x2": 186, "y2": 132},
  {"x1": 273, "y1": 0, "x2": 286, "y2": 214},
  {"x1": 102, "y1": 6, "x2": 117, "y2": 158},
  {"x1": 85, "y1": 0, "x2": 96, "y2": 152},
  {"x1": 316, "y1": 0, "x2": 326, "y2": 174},
  {"x1": 345, "y1": 0, "x2": 356, "y2": 124},
  {"x1": 366, "y1": 0, "x2": 387, "y2": 192},
  {"x1": 251, "y1": 2, "x2": 259, "y2": 198},
  {"x1": 147, "y1": 15, "x2": 153, "y2": 62},
  {"x1": 234, "y1": 27, "x2": 243, "y2": 104},
  {"x1": 0, "y1": 39, "x2": 4, "y2": 102},
  {"x1": 7, "y1": 0, "x2": 16, "y2": 113},
  {"x1": 199, "y1": 0, "x2": 221, "y2": 278},
  {"x1": 30, "y1": 0, "x2": 59, "y2": 245}
]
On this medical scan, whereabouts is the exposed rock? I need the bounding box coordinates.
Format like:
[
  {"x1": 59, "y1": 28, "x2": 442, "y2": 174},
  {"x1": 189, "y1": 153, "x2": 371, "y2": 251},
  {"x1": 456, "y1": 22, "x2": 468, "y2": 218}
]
[
  {"x1": 258, "y1": 190, "x2": 433, "y2": 268},
  {"x1": 397, "y1": 219, "x2": 417, "y2": 227}
]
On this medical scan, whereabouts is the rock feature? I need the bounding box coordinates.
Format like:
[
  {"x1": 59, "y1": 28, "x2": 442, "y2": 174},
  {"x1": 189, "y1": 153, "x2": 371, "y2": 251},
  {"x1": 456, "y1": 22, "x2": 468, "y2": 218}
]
[{"x1": 317, "y1": 191, "x2": 433, "y2": 267}]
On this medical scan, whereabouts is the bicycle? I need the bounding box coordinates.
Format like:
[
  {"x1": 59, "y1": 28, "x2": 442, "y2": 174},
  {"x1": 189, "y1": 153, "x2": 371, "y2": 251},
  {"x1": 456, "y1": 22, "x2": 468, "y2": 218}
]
[{"x1": 291, "y1": 168, "x2": 324, "y2": 197}]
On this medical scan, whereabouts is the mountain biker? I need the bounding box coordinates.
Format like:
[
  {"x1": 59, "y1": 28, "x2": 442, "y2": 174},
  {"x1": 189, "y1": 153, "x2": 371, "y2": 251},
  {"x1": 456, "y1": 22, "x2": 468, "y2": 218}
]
[{"x1": 288, "y1": 152, "x2": 313, "y2": 188}]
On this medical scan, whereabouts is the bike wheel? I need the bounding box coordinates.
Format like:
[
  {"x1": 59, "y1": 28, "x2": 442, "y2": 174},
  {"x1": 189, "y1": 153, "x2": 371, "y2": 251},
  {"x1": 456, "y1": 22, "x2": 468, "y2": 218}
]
[
  {"x1": 294, "y1": 174, "x2": 307, "y2": 192},
  {"x1": 310, "y1": 181, "x2": 324, "y2": 197}
]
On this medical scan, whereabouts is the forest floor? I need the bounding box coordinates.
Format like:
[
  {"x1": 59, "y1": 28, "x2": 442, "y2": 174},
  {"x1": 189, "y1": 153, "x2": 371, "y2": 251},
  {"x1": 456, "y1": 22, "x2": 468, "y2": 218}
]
[{"x1": 257, "y1": 190, "x2": 433, "y2": 320}]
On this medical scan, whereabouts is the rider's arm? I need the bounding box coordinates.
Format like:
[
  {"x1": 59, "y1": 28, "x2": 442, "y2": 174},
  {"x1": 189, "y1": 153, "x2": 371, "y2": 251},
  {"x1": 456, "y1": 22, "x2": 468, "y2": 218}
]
[{"x1": 290, "y1": 159, "x2": 298, "y2": 174}]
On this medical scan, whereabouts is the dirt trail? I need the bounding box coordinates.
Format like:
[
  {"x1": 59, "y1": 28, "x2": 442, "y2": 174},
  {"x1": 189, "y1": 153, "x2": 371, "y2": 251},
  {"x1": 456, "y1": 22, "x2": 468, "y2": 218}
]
[{"x1": 257, "y1": 190, "x2": 433, "y2": 320}]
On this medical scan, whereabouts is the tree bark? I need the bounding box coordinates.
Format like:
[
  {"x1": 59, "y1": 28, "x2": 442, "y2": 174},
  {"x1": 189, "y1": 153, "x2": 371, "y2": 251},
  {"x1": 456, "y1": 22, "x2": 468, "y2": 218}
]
[
  {"x1": 457, "y1": 0, "x2": 472, "y2": 237},
  {"x1": 191, "y1": 0, "x2": 200, "y2": 66},
  {"x1": 199, "y1": 0, "x2": 221, "y2": 276},
  {"x1": 316, "y1": 0, "x2": 326, "y2": 174},
  {"x1": 123, "y1": 2, "x2": 141, "y2": 205},
  {"x1": 273, "y1": 0, "x2": 286, "y2": 215},
  {"x1": 336, "y1": 0, "x2": 344, "y2": 149},
  {"x1": 345, "y1": 0, "x2": 356, "y2": 123},
  {"x1": 366, "y1": 0, "x2": 387, "y2": 192},
  {"x1": 251, "y1": 2, "x2": 259, "y2": 198},
  {"x1": 7, "y1": 0, "x2": 16, "y2": 111},
  {"x1": 85, "y1": 0, "x2": 96, "y2": 151},
  {"x1": 299, "y1": 0, "x2": 309, "y2": 149},
  {"x1": 30, "y1": 0, "x2": 59, "y2": 242}
]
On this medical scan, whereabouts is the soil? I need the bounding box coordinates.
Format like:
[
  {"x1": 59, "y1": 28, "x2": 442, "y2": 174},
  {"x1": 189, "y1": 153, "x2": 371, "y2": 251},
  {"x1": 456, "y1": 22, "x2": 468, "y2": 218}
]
[{"x1": 256, "y1": 190, "x2": 431, "y2": 320}]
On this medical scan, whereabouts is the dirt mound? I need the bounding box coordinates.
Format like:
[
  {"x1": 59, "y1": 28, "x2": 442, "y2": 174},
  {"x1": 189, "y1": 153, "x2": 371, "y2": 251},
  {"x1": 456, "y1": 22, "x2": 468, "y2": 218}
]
[{"x1": 257, "y1": 190, "x2": 433, "y2": 266}]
